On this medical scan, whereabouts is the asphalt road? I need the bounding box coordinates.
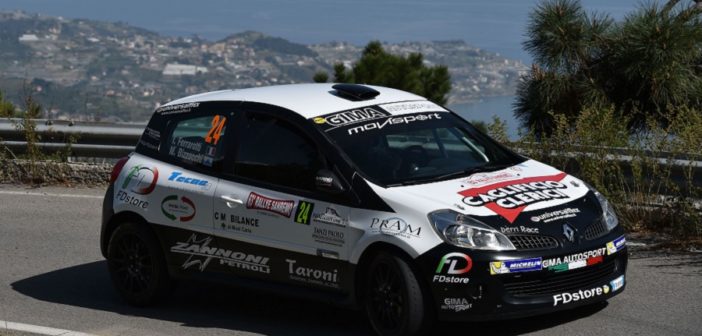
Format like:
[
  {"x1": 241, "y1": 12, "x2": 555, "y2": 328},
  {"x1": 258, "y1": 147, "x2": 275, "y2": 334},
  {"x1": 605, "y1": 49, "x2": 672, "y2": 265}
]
[{"x1": 0, "y1": 184, "x2": 700, "y2": 336}]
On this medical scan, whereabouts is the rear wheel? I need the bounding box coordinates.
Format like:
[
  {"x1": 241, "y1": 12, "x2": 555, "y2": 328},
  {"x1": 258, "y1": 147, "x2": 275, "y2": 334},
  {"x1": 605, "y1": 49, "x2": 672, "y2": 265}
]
[
  {"x1": 364, "y1": 252, "x2": 431, "y2": 336},
  {"x1": 107, "y1": 222, "x2": 173, "y2": 306}
]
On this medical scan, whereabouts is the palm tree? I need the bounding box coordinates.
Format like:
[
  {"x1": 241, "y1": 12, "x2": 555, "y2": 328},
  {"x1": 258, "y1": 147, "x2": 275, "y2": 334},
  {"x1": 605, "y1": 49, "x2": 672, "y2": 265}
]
[{"x1": 516, "y1": 0, "x2": 702, "y2": 134}]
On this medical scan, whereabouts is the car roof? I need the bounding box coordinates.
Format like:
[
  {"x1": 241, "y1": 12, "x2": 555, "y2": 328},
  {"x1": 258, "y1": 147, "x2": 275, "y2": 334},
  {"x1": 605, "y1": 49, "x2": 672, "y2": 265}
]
[{"x1": 162, "y1": 83, "x2": 429, "y2": 118}]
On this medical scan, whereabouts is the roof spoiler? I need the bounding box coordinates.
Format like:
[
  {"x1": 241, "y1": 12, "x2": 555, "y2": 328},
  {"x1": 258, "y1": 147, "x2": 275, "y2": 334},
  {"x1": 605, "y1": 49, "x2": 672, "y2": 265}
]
[{"x1": 332, "y1": 84, "x2": 380, "y2": 101}]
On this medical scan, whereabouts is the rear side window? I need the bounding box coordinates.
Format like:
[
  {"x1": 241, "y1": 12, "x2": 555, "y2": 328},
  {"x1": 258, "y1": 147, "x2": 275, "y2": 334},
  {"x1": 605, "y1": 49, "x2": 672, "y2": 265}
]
[
  {"x1": 234, "y1": 113, "x2": 322, "y2": 191},
  {"x1": 164, "y1": 114, "x2": 228, "y2": 168}
]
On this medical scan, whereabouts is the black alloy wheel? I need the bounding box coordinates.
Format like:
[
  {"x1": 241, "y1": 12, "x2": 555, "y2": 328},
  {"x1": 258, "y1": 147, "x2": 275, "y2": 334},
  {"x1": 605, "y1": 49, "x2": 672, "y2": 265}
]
[
  {"x1": 107, "y1": 222, "x2": 173, "y2": 306},
  {"x1": 370, "y1": 259, "x2": 404, "y2": 330},
  {"x1": 111, "y1": 233, "x2": 153, "y2": 294},
  {"x1": 365, "y1": 252, "x2": 430, "y2": 336}
]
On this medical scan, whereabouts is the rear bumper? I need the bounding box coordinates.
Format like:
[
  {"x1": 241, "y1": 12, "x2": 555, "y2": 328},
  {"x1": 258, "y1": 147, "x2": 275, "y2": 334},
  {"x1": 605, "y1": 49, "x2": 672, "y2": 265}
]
[{"x1": 100, "y1": 183, "x2": 114, "y2": 258}]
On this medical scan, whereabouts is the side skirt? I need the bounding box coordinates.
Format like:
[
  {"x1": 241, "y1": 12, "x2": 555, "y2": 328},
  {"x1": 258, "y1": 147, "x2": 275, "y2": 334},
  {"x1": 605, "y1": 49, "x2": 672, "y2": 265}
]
[{"x1": 152, "y1": 224, "x2": 360, "y2": 308}]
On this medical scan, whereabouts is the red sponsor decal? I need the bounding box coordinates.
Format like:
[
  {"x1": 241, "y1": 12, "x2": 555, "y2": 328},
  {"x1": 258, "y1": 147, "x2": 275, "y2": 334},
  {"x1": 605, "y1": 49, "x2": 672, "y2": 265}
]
[
  {"x1": 458, "y1": 172, "x2": 569, "y2": 223},
  {"x1": 462, "y1": 167, "x2": 522, "y2": 186},
  {"x1": 587, "y1": 255, "x2": 603, "y2": 266},
  {"x1": 246, "y1": 192, "x2": 295, "y2": 217}
]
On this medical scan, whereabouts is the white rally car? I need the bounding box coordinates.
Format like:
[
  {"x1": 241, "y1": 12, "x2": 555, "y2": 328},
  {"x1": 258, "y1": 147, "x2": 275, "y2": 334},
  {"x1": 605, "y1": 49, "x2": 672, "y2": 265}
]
[{"x1": 101, "y1": 83, "x2": 627, "y2": 336}]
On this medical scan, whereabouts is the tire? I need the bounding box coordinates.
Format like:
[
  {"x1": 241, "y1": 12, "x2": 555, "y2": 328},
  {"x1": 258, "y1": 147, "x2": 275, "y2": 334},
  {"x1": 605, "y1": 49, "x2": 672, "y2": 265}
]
[
  {"x1": 106, "y1": 222, "x2": 173, "y2": 306},
  {"x1": 364, "y1": 252, "x2": 432, "y2": 336}
]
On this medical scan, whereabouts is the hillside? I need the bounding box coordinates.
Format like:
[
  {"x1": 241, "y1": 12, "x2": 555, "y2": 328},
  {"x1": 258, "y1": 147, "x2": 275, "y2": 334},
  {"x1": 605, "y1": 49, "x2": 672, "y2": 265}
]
[{"x1": 0, "y1": 11, "x2": 526, "y2": 121}]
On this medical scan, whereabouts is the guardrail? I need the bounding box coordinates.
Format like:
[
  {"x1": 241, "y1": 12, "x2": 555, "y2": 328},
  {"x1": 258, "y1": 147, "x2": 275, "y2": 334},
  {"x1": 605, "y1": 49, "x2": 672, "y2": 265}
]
[
  {"x1": 0, "y1": 118, "x2": 144, "y2": 159},
  {"x1": 1, "y1": 118, "x2": 700, "y2": 185}
]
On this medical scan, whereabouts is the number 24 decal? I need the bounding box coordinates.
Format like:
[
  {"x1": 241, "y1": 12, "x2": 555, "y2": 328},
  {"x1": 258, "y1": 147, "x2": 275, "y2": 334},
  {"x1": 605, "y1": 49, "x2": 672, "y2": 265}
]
[{"x1": 205, "y1": 115, "x2": 227, "y2": 145}]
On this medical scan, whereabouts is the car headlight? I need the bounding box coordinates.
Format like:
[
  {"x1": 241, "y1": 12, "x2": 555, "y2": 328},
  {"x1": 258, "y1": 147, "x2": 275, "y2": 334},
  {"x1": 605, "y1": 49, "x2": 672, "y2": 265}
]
[
  {"x1": 592, "y1": 188, "x2": 619, "y2": 231},
  {"x1": 428, "y1": 210, "x2": 515, "y2": 251}
]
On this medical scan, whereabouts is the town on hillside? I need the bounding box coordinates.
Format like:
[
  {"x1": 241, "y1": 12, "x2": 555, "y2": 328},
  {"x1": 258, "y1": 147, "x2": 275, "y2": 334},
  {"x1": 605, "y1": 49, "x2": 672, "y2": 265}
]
[{"x1": 0, "y1": 11, "x2": 527, "y2": 122}]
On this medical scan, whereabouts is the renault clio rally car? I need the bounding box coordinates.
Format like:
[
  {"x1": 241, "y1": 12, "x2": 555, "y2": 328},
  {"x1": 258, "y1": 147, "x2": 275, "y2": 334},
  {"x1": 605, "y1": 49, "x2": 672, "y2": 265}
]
[{"x1": 101, "y1": 83, "x2": 627, "y2": 336}]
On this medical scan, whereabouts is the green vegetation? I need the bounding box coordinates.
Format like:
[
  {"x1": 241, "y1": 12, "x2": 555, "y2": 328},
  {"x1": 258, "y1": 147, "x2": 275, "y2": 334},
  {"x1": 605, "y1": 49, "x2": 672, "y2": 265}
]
[
  {"x1": 314, "y1": 41, "x2": 452, "y2": 105},
  {"x1": 485, "y1": 107, "x2": 702, "y2": 239},
  {"x1": 510, "y1": 0, "x2": 702, "y2": 239},
  {"x1": 0, "y1": 89, "x2": 78, "y2": 184},
  {"x1": 516, "y1": 0, "x2": 702, "y2": 134}
]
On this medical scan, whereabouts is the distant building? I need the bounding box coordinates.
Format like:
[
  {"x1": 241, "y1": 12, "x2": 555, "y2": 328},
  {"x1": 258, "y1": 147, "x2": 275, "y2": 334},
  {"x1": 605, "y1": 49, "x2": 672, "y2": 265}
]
[
  {"x1": 18, "y1": 34, "x2": 39, "y2": 42},
  {"x1": 162, "y1": 63, "x2": 209, "y2": 76}
]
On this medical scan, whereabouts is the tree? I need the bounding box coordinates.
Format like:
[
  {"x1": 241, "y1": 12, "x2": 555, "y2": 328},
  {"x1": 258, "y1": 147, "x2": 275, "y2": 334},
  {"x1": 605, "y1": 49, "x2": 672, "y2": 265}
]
[
  {"x1": 333, "y1": 63, "x2": 353, "y2": 83},
  {"x1": 0, "y1": 91, "x2": 16, "y2": 117},
  {"x1": 516, "y1": 0, "x2": 614, "y2": 134},
  {"x1": 315, "y1": 41, "x2": 452, "y2": 105},
  {"x1": 313, "y1": 71, "x2": 328, "y2": 83},
  {"x1": 607, "y1": 0, "x2": 702, "y2": 127},
  {"x1": 516, "y1": 0, "x2": 702, "y2": 134}
]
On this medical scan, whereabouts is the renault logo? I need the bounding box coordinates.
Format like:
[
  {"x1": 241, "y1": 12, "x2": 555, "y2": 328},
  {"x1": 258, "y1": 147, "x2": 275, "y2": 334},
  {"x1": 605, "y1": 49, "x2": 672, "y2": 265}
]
[{"x1": 563, "y1": 224, "x2": 576, "y2": 242}]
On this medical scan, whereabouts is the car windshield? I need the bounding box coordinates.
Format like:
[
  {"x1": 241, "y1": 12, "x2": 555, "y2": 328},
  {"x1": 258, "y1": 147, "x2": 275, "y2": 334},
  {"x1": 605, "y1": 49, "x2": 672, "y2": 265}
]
[{"x1": 319, "y1": 109, "x2": 525, "y2": 186}]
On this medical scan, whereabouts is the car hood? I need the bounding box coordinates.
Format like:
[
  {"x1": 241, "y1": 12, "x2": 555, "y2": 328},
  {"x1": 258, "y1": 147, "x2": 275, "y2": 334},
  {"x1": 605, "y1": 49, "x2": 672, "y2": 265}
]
[{"x1": 369, "y1": 159, "x2": 601, "y2": 240}]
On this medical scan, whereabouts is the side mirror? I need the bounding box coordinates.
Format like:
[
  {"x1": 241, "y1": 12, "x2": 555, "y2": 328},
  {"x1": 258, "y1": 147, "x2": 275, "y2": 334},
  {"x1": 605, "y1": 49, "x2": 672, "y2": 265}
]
[{"x1": 315, "y1": 169, "x2": 345, "y2": 194}]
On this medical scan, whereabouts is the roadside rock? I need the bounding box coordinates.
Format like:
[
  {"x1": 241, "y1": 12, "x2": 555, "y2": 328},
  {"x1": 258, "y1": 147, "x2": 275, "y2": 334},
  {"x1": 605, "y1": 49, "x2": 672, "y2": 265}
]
[{"x1": 0, "y1": 159, "x2": 111, "y2": 186}]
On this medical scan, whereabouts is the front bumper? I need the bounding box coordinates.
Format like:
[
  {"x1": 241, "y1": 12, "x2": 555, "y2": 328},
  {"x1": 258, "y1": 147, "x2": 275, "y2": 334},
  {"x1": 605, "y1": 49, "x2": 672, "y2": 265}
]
[{"x1": 418, "y1": 230, "x2": 628, "y2": 321}]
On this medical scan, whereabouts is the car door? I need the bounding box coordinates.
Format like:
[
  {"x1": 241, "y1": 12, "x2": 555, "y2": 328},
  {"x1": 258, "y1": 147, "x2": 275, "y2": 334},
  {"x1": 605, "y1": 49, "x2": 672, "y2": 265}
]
[{"x1": 213, "y1": 108, "x2": 353, "y2": 290}]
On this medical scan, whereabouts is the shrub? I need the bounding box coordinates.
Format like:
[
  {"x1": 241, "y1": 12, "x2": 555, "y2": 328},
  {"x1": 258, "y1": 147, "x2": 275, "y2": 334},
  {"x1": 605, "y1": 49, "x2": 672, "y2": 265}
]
[{"x1": 489, "y1": 105, "x2": 701, "y2": 238}]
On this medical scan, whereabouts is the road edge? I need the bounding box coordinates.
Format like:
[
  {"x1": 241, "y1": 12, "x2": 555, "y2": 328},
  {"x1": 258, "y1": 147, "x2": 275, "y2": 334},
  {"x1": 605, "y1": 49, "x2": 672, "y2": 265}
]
[{"x1": 0, "y1": 320, "x2": 97, "y2": 336}]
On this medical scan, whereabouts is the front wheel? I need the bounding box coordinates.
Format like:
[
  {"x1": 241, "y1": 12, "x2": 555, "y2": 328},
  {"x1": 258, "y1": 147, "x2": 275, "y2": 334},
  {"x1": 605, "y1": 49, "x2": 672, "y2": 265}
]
[
  {"x1": 106, "y1": 222, "x2": 173, "y2": 306},
  {"x1": 364, "y1": 252, "x2": 432, "y2": 336}
]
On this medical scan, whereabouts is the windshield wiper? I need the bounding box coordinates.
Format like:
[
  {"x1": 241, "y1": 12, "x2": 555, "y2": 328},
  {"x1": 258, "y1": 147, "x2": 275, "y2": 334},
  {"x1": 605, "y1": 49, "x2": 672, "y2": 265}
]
[{"x1": 387, "y1": 162, "x2": 516, "y2": 187}]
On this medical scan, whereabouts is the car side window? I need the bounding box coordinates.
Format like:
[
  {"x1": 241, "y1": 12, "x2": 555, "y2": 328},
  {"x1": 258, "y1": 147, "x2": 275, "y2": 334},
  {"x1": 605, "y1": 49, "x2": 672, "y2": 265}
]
[
  {"x1": 163, "y1": 114, "x2": 228, "y2": 169},
  {"x1": 234, "y1": 112, "x2": 323, "y2": 191}
]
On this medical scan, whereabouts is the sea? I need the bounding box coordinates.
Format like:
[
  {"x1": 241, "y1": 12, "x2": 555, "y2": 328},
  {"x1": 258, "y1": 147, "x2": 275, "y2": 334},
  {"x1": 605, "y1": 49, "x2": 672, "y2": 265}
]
[{"x1": 449, "y1": 96, "x2": 522, "y2": 139}]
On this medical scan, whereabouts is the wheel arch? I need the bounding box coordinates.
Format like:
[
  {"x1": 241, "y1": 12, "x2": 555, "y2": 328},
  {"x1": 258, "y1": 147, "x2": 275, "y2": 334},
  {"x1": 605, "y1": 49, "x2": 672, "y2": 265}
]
[
  {"x1": 100, "y1": 210, "x2": 152, "y2": 257},
  {"x1": 352, "y1": 241, "x2": 437, "y2": 333},
  {"x1": 352, "y1": 241, "x2": 432, "y2": 308}
]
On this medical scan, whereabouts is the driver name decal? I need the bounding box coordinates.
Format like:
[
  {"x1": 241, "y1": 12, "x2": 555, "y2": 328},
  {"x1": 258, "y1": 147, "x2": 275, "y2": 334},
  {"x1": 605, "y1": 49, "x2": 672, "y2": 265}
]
[{"x1": 458, "y1": 172, "x2": 569, "y2": 223}]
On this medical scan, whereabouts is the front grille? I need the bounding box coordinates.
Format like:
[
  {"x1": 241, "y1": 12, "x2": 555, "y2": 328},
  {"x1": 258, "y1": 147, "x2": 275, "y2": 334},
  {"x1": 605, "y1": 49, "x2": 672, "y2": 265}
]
[
  {"x1": 502, "y1": 259, "x2": 617, "y2": 297},
  {"x1": 508, "y1": 234, "x2": 559, "y2": 251},
  {"x1": 583, "y1": 219, "x2": 608, "y2": 240}
]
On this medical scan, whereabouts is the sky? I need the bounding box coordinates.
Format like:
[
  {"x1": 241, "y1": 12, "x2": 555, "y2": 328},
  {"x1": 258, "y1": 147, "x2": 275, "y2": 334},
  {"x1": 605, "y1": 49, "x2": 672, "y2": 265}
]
[{"x1": 0, "y1": 0, "x2": 643, "y2": 61}]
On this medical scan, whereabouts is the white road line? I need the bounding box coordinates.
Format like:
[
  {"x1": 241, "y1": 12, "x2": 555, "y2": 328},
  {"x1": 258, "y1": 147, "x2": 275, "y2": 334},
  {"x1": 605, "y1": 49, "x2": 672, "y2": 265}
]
[
  {"x1": 0, "y1": 190, "x2": 103, "y2": 199},
  {"x1": 0, "y1": 320, "x2": 98, "y2": 336}
]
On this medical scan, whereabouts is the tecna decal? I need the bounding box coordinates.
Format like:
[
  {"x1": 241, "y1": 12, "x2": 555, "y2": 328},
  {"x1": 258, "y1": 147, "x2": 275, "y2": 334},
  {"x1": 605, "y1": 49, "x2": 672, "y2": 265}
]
[{"x1": 458, "y1": 172, "x2": 569, "y2": 223}]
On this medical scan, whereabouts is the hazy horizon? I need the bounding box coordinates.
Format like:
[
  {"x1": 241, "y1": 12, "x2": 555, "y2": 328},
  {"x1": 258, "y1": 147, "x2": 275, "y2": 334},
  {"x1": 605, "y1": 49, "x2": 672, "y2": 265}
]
[{"x1": 0, "y1": 0, "x2": 641, "y2": 62}]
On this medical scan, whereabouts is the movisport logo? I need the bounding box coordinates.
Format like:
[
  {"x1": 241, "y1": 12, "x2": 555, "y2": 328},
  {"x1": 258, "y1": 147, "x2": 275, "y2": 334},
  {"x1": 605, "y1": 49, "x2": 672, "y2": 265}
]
[{"x1": 347, "y1": 113, "x2": 442, "y2": 135}]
